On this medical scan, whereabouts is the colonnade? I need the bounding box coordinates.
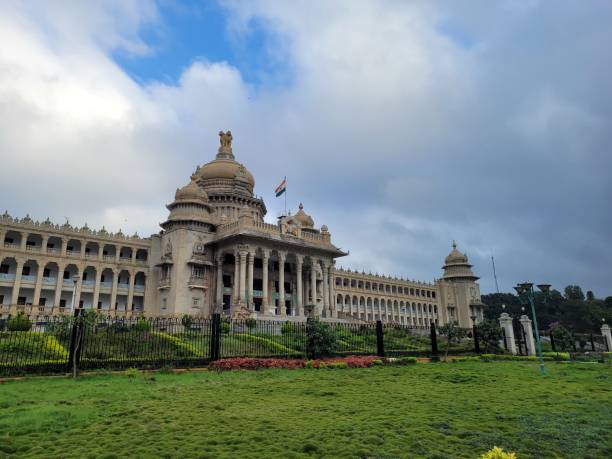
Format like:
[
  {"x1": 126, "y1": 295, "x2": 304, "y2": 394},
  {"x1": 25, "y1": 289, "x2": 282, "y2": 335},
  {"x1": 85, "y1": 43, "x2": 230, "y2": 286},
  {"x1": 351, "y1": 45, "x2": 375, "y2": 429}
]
[{"x1": 215, "y1": 245, "x2": 337, "y2": 318}]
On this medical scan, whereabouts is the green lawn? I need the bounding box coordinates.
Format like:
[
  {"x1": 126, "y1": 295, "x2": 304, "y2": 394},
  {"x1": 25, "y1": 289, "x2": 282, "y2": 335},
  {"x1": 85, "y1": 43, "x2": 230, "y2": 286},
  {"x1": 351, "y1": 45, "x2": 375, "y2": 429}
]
[{"x1": 1, "y1": 362, "x2": 610, "y2": 458}]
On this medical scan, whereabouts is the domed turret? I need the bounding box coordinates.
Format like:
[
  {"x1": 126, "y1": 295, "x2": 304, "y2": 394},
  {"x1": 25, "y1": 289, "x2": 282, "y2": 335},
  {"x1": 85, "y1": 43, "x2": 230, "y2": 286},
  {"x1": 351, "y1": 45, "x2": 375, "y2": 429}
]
[
  {"x1": 293, "y1": 203, "x2": 314, "y2": 228},
  {"x1": 442, "y1": 241, "x2": 478, "y2": 281},
  {"x1": 161, "y1": 179, "x2": 215, "y2": 230}
]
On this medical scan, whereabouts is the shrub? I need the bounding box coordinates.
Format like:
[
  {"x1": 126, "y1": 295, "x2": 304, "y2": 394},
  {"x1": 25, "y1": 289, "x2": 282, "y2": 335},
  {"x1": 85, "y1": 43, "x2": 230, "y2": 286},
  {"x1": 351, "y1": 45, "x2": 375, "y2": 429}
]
[
  {"x1": 549, "y1": 324, "x2": 574, "y2": 351},
  {"x1": 181, "y1": 314, "x2": 193, "y2": 330},
  {"x1": 133, "y1": 318, "x2": 151, "y2": 332},
  {"x1": 7, "y1": 312, "x2": 32, "y2": 331},
  {"x1": 220, "y1": 317, "x2": 230, "y2": 334},
  {"x1": 480, "y1": 446, "x2": 517, "y2": 459},
  {"x1": 245, "y1": 318, "x2": 257, "y2": 331},
  {"x1": 476, "y1": 320, "x2": 503, "y2": 352},
  {"x1": 281, "y1": 321, "x2": 301, "y2": 336},
  {"x1": 397, "y1": 356, "x2": 417, "y2": 365},
  {"x1": 209, "y1": 358, "x2": 305, "y2": 371},
  {"x1": 327, "y1": 361, "x2": 348, "y2": 369},
  {"x1": 124, "y1": 368, "x2": 139, "y2": 378},
  {"x1": 371, "y1": 359, "x2": 384, "y2": 366},
  {"x1": 318, "y1": 362, "x2": 328, "y2": 369},
  {"x1": 306, "y1": 319, "x2": 336, "y2": 359},
  {"x1": 542, "y1": 351, "x2": 570, "y2": 361}
]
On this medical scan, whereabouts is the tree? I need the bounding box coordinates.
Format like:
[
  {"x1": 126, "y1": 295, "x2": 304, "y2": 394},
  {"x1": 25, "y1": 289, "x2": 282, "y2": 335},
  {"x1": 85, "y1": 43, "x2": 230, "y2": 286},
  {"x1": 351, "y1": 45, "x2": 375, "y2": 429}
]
[
  {"x1": 586, "y1": 290, "x2": 595, "y2": 301},
  {"x1": 476, "y1": 320, "x2": 503, "y2": 353},
  {"x1": 7, "y1": 312, "x2": 32, "y2": 331},
  {"x1": 564, "y1": 285, "x2": 585, "y2": 301},
  {"x1": 438, "y1": 321, "x2": 467, "y2": 359},
  {"x1": 305, "y1": 319, "x2": 336, "y2": 359}
]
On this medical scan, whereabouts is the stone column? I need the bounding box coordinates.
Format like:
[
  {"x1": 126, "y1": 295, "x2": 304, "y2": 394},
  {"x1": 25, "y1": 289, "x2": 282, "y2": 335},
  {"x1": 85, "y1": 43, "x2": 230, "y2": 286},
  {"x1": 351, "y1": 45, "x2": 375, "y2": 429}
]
[
  {"x1": 233, "y1": 249, "x2": 240, "y2": 304},
  {"x1": 20, "y1": 232, "x2": 27, "y2": 251},
  {"x1": 127, "y1": 271, "x2": 135, "y2": 312},
  {"x1": 262, "y1": 249, "x2": 270, "y2": 314},
  {"x1": 295, "y1": 254, "x2": 303, "y2": 316},
  {"x1": 80, "y1": 241, "x2": 87, "y2": 258},
  {"x1": 0, "y1": 229, "x2": 5, "y2": 246},
  {"x1": 61, "y1": 238, "x2": 68, "y2": 257},
  {"x1": 33, "y1": 262, "x2": 44, "y2": 306},
  {"x1": 247, "y1": 250, "x2": 255, "y2": 309},
  {"x1": 11, "y1": 259, "x2": 24, "y2": 305},
  {"x1": 601, "y1": 324, "x2": 612, "y2": 351},
  {"x1": 115, "y1": 247, "x2": 121, "y2": 263},
  {"x1": 131, "y1": 249, "x2": 137, "y2": 264},
  {"x1": 328, "y1": 263, "x2": 336, "y2": 318},
  {"x1": 92, "y1": 268, "x2": 102, "y2": 310},
  {"x1": 520, "y1": 315, "x2": 536, "y2": 356},
  {"x1": 322, "y1": 261, "x2": 329, "y2": 317},
  {"x1": 278, "y1": 251, "x2": 286, "y2": 316},
  {"x1": 41, "y1": 235, "x2": 49, "y2": 254},
  {"x1": 216, "y1": 254, "x2": 224, "y2": 311},
  {"x1": 54, "y1": 264, "x2": 65, "y2": 309},
  {"x1": 73, "y1": 274, "x2": 83, "y2": 310},
  {"x1": 310, "y1": 259, "x2": 318, "y2": 316},
  {"x1": 499, "y1": 312, "x2": 517, "y2": 355},
  {"x1": 110, "y1": 269, "x2": 119, "y2": 310},
  {"x1": 98, "y1": 245, "x2": 104, "y2": 261},
  {"x1": 238, "y1": 247, "x2": 248, "y2": 306}
]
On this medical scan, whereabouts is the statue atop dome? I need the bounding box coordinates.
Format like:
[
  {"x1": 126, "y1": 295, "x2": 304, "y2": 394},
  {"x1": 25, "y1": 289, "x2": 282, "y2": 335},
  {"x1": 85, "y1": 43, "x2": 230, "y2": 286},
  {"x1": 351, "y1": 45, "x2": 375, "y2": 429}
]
[{"x1": 217, "y1": 130, "x2": 234, "y2": 159}]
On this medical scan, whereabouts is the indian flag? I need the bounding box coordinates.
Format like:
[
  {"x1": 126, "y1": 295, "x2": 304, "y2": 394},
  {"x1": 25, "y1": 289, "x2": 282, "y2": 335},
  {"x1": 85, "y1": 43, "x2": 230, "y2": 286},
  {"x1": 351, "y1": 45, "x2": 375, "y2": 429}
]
[{"x1": 275, "y1": 177, "x2": 286, "y2": 197}]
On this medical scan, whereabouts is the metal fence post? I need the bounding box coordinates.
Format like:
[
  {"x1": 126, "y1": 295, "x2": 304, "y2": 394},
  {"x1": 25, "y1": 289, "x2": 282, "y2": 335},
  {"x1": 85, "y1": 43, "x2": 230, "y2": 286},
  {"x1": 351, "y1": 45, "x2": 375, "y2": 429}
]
[
  {"x1": 473, "y1": 324, "x2": 480, "y2": 353},
  {"x1": 210, "y1": 314, "x2": 221, "y2": 361},
  {"x1": 550, "y1": 331, "x2": 556, "y2": 352},
  {"x1": 376, "y1": 320, "x2": 385, "y2": 357},
  {"x1": 430, "y1": 321, "x2": 438, "y2": 356},
  {"x1": 67, "y1": 308, "x2": 82, "y2": 372}
]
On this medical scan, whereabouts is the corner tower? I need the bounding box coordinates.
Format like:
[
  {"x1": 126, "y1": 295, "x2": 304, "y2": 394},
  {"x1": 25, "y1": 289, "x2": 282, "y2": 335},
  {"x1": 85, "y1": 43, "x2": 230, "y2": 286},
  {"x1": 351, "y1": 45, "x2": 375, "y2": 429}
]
[{"x1": 437, "y1": 242, "x2": 485, "y2": 327}]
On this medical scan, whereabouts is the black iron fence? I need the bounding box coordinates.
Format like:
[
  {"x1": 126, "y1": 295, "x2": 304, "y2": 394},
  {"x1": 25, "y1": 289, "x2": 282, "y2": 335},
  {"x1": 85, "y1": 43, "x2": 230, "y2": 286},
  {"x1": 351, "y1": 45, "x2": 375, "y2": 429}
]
[{"x1": 13, "y1": 311, "x2": 598, "y2": 376}]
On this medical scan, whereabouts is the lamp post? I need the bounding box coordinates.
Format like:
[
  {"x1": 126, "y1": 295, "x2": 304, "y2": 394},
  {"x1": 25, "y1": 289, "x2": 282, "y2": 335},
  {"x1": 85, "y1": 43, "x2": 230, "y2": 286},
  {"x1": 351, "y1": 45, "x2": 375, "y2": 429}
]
[{"x1": 514, "y1": 282, "x2": 550, "y2": 376}]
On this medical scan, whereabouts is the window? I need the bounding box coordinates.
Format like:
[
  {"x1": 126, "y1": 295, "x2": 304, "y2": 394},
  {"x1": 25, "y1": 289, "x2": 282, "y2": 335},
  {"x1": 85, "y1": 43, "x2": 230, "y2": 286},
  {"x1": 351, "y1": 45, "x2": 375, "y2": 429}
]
[
  {"x1": 67, "y1": 246, "x2": 74, "y2": 251},
  {"x1": 22, "y1": 266, "x2": 31, "y2": 275},
  {"x1": 60, "y1": 299, "x2": 67, "y2": 307},
  {"x1": 18, "y1": 296, "x2": 26, "y2": 305},
  {"x1": 83, "y1": 272, "x2": 88, "y2": 281},
  {"x1": 192, "y1": 298, "x2": 200, "y2": 307},
  {"x1": 162, "y1": 298, "x2": 167, "y2": 309},
  {"x1": 101, "y1": 274, "x2": 105, "y2": 282},
  {"x1": 97, "y1": 301, "x2": 102, "y2": 309},
  {"x1": 26, "y1": 240, "x2": 35, "y2": 247},
  {"x1": 5, "y1": 237, "x2": 14, "y2": 243},
  {"x1": 47, "y1": 243, "x2": 55, "y2": 249},
  {"x1": 192, "y1": 266, "x2": 204, "y2": 278},
  {"x1": 79, "y1": 300, "x2": 83, "y2": 308},
  {"x1": 0, "y1": 295, "x2": 3, "y2": 304},
  {"x1": 43, "y1": 268, "x2": 50, "y2": 277},
  {"x1": 40, "y1": 298, "x2": 46, "y2": 306},
  {"x1": 0, "y1": 264, "x2": 8, "y2": 274}
]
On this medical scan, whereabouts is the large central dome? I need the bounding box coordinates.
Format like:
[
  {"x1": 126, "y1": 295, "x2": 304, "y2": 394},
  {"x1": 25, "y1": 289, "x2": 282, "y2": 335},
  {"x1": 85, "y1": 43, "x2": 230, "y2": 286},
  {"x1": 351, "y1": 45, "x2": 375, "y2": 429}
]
[{"x1": 193, "y1": 130, "x2": 255, "y2": 196}]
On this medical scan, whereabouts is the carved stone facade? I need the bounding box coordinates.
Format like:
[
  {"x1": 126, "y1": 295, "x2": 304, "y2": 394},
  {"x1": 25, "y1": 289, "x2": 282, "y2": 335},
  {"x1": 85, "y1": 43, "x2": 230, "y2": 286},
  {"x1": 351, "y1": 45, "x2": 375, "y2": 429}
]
[{"x1": 0, "y1": 132, "x2": 484, "y2": 326}]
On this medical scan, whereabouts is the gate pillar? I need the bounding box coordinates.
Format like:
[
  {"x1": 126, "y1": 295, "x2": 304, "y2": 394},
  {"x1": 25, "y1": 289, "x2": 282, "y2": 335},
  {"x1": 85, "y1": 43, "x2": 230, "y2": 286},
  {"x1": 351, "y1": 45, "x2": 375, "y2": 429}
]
[
  {"x1": 520, "y1": 315, "x2": 536, "y2": 356},
  {"x1": 601, "y1": 324, "x2": 612, "y2": 352},
  {"x1": 499, "y1": 313, "x2": 517, "y2": 355}
]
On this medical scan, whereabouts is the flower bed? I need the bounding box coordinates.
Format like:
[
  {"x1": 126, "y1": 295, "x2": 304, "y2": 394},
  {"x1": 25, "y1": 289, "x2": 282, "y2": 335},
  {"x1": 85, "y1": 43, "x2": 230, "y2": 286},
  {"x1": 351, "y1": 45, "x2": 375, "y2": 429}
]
[{"x1": 209, "y1": 355, "x2": 385, "y2": 371}]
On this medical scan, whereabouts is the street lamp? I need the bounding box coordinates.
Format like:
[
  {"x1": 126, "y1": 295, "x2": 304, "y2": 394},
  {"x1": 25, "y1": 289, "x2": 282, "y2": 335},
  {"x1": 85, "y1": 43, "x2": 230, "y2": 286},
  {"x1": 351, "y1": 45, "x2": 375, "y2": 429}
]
[
  {"x1": 515, "y1": 281, "x2": 549, "y2": 376},
  {"x1": 70, "y1": 274, "x2": 79, "y2": 311}
]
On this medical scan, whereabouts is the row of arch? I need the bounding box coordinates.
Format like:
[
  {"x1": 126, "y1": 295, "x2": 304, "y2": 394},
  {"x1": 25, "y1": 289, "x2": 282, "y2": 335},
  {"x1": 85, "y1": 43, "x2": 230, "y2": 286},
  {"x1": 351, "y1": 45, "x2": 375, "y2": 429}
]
[
  {"x1": 335, "y1": 277, "x2": 435, "y2": 298},
  {"x1": 336, "y1": 294, "x2": 437, "y2": 315},
  {"x1": 2, "y1": 230, "x2": 149, "y2": 262}
]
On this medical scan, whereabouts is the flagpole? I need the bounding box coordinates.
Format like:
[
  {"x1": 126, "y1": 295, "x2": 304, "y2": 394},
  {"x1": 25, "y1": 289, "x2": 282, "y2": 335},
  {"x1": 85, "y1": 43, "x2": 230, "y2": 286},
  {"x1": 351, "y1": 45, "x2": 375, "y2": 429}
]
[{"x1": 284, "y1": 176, "x2": 287, "y2": 216}]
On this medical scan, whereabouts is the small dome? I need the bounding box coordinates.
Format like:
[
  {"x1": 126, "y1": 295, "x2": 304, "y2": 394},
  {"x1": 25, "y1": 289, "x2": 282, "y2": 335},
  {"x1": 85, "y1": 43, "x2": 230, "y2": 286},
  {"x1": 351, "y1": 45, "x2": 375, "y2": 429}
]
[
  {"x1": 175, "y1": 180, "x2": 209, "y2": 203},
  {"x1": 445, "y1": 241, "x2": 468, "y2": 264},
  {"x1": 293, "y1": 203, "x2": 314, "y2": 228}
]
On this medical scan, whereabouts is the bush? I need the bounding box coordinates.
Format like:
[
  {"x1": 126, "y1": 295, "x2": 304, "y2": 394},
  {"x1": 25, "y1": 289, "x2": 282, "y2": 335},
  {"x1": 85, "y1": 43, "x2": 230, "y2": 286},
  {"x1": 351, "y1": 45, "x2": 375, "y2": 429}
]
[
  {"x1": 124, "y1": 368, "x2": 139, "y2": 378},
  {"x1": 245, "y1": 318, "x2": 257, "y2": 331},
  {"x1": 133, "y1": 318, "x2": 151, "y2": 332},
  {"x1": 542, "y1": 351, "x2": 570, "y2": 361},
  {"x1": 476, "y1": 320, "x2": 503, "y2": 352},
  {"x1": 181, "y1": 314, "x2": 193, "y2": 330},
  {"x1": 549, "y1": 324, "x2": 574, "y2": 351},
  {"x1": 220, "y1": 317, "x2": 230, "y2": 334},
  {"x1": 480, "y1": 446, "x2": 517, "y2": 459},
  {"x1": 371, "y1": 359, "x2": 384, "y2": 366},
  {"x1": 306, "y1": 319, "x2": 336, "y2": 359},
  {"x1": 7, "y1": 312, "x2": 32, "y2": 331},
  {"x1": 327, "y1": 361, "x2": 348, "y2": 369},
  {"x1": 281, "y1": 321, "x2": 301, "y2": 336},
  {"x1": 209, "y1": 358, "x2": 305, "y2": 371}
]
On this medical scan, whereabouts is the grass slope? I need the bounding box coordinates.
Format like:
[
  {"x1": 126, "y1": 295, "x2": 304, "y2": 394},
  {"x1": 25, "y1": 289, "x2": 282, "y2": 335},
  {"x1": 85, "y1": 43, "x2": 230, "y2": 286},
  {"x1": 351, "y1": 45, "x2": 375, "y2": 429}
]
[{"x1": 0, "y1": 362, "x2": 611, "y2": 458}]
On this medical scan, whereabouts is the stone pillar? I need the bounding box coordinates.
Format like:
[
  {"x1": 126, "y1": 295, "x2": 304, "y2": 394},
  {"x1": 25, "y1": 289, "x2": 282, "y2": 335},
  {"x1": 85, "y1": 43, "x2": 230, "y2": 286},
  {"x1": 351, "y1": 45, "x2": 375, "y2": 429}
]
[
  {"x1": 80, "y1": 241, "x2": 87, "y2": 258},
  {"x1": 601, "y1": 324, "x2": 612, "y2": 351},
  {"x1": 61, "y1": 238, "x2": 68, "y2": 257},
  {"x1": 278, "y1": 251, "x2": 286, "y2": 316},
  {"x1": 33, "y1": 262, "x2": 44, "y2": 306},
  {"x1": 73, "y1": 273, "x2": 82, "y2": 310},
  {"x1": 110, "y1": 269, "x2": 119, "y2": 310},
  {"x1": 11, "y1": 259, "x2": 24, "y2": 305},
  {"x1": 322, "y1": 262, "x2": 329, "y2": 317},
  {"x1": 247, "y1": 250, "x2": 255, "y2": 309},
  {"x1": 233, "y1": 249, "x2": 240, "y2": 304},
  {"x1": 54, "y1": 264, "x2": 65, "y2": 308},
  {"x1": 499, "y1": 312, "x2": 517, "y2": 355},
  {"x1": 216, "y1": 254, "x2": 224, "y2": 311},
  {"x1": 41, "y1": 235, "x2": 49, "y2": 254},
  {"x1": 310, "y1": 259, "x2": 318, "y2": 316},
  {"x1": 0, "y1": 229, "x2": 5, "y2": 246},
  {"x1": 92, "y1": 268, "x2": 102, "y2": 310},
  {"x1": 127, "y1": 271, "x2": 135, "y2": 312},
  {"x1": 115, "y1": 247, "x2": 121, "y2": 263},
  {"x1": 295, "y1": 254, "x2": 303, "y2": 316},
  {"x1": 262, "y1": 249, "x2": 270, "y2": 313},
  {"x1": 238, "y1": 247, "x2": 248, "y2": 306},
  {"x1": 520, "y1": 315, "x2": 536, "y2": 356},
  {"x1": 328, "y1": 263, "x2": 336, "y2": 318},
  {"x1": 98, "y1": 245, "x2": 104, "y2": 261},
  {"x1": 20, "y1": 232, "x2": 27, "y2": 251},
  {"x1": 131, "y1": 249, "x2": 137, "y2": 264}
]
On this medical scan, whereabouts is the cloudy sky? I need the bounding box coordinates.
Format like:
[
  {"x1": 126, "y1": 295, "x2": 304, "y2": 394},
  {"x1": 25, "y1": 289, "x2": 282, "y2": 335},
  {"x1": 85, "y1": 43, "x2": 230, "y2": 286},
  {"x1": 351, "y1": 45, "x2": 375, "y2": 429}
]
[{"x1": 1, "y1": 0, "x2": 611, "y2": 296}]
